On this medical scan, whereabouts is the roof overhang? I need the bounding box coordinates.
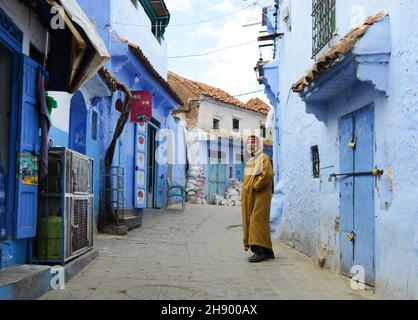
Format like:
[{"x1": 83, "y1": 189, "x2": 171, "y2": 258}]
[
  {"x1": 292, "y1": 13, "x2": 390, "y2": 121},
  {"x1": 21, "y1": 0, "x2": 110, "y2": 93},
  {"x1": 108, "y1": 36, "x2": 183, "y2": 107}
]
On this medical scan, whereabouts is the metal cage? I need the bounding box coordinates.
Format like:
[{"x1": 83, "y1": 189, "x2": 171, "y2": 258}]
[{"x1": 32, "y1": 148, "x2": 94, "y2": 265}]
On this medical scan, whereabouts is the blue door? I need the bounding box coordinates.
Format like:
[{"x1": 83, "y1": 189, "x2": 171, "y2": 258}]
[
  {"x1": 15, "y1": 56, "x2": 41, "y2": 239},
  {"x1": 208, "y1": 163, "x2": 227, "y2": 203},
  {"x1": 154, "y1": 129, "x2": 168, "y2": 209},
  {"x1": 339, "y1": 106, "x2": 375, "y2": 285}
]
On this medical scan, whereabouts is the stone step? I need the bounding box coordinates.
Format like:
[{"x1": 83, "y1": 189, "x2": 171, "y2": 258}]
[{"x1": 120, "y1": 215, "x2": 142, "y2": 231}]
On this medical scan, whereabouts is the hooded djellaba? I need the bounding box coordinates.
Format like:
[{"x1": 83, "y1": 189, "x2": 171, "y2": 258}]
[{"x1": 242, "y1": 135, "x2": 275, "y2": 263}]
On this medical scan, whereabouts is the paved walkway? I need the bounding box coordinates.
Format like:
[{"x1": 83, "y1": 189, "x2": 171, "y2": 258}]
[{"x1": 41, "y1": 204, "x2": 375, "y2": 300}]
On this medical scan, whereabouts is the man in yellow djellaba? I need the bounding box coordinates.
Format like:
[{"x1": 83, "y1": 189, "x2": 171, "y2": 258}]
[{"x1": 242, "y1": 135, "x2": 275, "y2": 263}]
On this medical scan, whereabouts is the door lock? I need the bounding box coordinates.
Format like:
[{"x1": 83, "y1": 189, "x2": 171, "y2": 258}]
[
  {"x1": 346, "y1": 231, "x2": 356, "y2": 242},
  {"x1": 348, "y1": 138, "x2": 357, "y2": 148}
]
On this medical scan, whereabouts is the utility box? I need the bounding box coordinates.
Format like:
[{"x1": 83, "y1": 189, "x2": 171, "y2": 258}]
[{"x1": 32, "y1": 148, "x2": 94, "y2": 265}]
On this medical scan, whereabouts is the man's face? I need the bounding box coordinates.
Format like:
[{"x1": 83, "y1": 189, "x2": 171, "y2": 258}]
[{"x1": 246, "y1": 138, "x2": 257, "y2": 154}]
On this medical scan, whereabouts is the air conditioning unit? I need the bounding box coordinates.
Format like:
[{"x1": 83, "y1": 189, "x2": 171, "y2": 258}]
[{"x1": 32, "y1": 148, "x2": 94, "y2": 265}]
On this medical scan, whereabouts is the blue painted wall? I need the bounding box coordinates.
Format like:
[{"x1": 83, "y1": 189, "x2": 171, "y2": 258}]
[
  {"x1": 76, "y1": 0, "x2": 184, "y2": 211},
  {"x1": 263, "y1": 0, "x2": 418, "y2": 298}
]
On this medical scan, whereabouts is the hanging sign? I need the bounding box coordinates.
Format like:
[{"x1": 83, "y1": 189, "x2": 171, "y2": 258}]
[{"x1": 131, "y1": 91, "x2": 152, "y2": 123}]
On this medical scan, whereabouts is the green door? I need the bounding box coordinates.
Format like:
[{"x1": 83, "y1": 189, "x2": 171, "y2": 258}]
[{"x1": 208, "y1": 163, "x2": 227, "y2": 203}]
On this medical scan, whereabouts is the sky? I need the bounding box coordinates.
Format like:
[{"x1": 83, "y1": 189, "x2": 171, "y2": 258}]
[{"x1": 164, "y1": 0, "x2": 273, "y2": 104}]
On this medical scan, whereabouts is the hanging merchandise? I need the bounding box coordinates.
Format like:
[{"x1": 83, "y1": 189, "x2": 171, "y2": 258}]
[{"x1": 46, "y1": 93, "x2": 58, "y2": 122}]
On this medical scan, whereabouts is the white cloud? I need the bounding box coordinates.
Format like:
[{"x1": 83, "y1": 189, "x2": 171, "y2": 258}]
[
  {"x1": 166, "y1": 0, "x2": 192, "y2": 13},
  {"x1": 168, "y1": 0, "x2": 272, "y2": 105},
  {"x1": 213, "y1": 1, "x2": 235, "y2": 12}
]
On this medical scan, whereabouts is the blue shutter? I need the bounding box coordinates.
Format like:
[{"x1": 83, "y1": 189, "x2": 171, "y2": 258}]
[
  {"x1": 15, "y1": 56, "x2": 41, "y2": 239},
  {"x1": 154, "y1": 129, "x2": 168, "y2": 209}
]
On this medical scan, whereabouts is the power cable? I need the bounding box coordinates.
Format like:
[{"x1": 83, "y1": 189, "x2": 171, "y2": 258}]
[
  {"x1": 168, "y1": 40, "x2": 258, "y2": 59},
  {"x1": 190, "y1": 89, "x2": 265, "y2": 103}
]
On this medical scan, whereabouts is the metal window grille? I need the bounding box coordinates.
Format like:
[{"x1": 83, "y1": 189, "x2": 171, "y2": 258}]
[
  {"x1": 311, "y1": 146, "x2": 320, "y2": 178},
  {"x1": 312, "y1": 0, "x2": 336, "y2": 58},
  {"x1": 91, "y1": 110, "x2": 98, "y2": 141}
]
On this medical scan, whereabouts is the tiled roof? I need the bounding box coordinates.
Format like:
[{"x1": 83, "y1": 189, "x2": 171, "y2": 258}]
[
  {"x1": 113, "y1": 36, "x2": 183, "y2": 106},
  {"x1": 292, "y1": 12, "x2": 387, "y2": 93},
  {"x1": 168, "y1": 71, "x2": 271, "y2": 115},
  {"x1": 246, "y1": 98, "x2": 271, "y2": 115}
]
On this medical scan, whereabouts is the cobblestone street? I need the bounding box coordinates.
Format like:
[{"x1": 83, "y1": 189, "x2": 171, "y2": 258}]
[{"x1": 41, "y1": 204, "x2": 375, "y2": 300}]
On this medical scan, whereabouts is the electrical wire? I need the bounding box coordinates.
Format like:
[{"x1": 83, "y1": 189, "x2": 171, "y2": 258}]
[
  {"x1": 168, "y1": 40, "x2": 258, "y2": 59},
  {"x1": 191, "y1": 89, "x2": 265, "y2": 103},
  {"x1": 103, "y1": 1, "x2": 262, "y2": 29}
]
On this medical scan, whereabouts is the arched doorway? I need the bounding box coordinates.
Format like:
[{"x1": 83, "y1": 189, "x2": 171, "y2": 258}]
[{"x1": 69, "y1": 91, "x2": 87, "y2": 154}]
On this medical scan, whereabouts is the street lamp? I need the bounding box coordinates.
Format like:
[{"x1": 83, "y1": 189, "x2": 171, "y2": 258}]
[{"x1": 254, "y1": 57, "x2": 267, "y2": 84}]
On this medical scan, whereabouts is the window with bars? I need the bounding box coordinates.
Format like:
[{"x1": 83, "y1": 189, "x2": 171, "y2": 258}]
[
  {"x1": 312, "y1": 0, "x2": 336, "y2": 58},
  {"x1": 311, "y1": 146, "x2": 320, "y2": 179}
]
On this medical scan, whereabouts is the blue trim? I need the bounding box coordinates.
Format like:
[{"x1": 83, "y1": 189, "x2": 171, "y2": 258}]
[
  {"x1": 0, "y1": 24, "x2": 22, "y2": 239},
  {"x1": 0, "y1": 8, "x2": 23, "y2": 52}
]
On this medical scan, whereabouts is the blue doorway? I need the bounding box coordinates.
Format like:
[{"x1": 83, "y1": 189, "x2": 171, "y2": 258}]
[
  {"x1": 339, "y1": 105, "x2": 375, "y2": 286},
  {"x1": 69, "y1": 92, "x2": 87, "y2": 155}
]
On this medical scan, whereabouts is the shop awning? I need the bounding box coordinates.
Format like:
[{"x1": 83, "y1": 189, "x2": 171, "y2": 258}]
[
  {"x1": 58, "y1": 0, "x2": 110, "y2": 91},
  {"x1": 22, "y1": 0, "x2": 110, "y2": 93}
]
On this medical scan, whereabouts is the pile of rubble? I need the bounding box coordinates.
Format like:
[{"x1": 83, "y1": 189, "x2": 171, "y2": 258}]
[
  {"x1": 214, "y1": 178, "x2": 242, "y2": 207},
  {"x1": 186, "y1": 166, "x2": 207, "y2": 205}
]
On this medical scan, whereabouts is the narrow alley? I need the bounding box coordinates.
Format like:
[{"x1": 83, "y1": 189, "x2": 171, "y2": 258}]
[{"x1": 41, "y1": 205, "x2": 374, "y2": 300}]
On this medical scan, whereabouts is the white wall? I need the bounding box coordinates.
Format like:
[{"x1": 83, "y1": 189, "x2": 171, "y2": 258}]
[
  {"x1": 198, "y1": 98, "x2": 270, "y2": 139},
  {"x1": 0, "y1": 0, "x2": 47, "y2": 55},
  {"x1": 110, "y1": 0, "x2": 168, "y2": 78}
]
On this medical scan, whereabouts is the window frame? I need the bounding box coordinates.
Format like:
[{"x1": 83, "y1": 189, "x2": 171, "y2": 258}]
[
  {"x1": 311, "y1": 145, "x2": 320, "y2": 179},
  {"x1": 260, "y1": 124, "x2": 266, "y2": 138},
  {"x1": 232, "y1": 118, "x2": 240, "y2": 132},
  {"x1": 312, "y1": 0, "x2": 336, "y2": 58},
  {"x1": 213, "y1": 118, "x2": 220, "y2": 130},
  {"x1": 91, "y1": 110, "x2": 98, "y2": 141}
]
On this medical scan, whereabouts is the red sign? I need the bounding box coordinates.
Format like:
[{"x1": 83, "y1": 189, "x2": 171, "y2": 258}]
[{"x1": 131, "y1": 91, "x2": 152, "y2": 123}]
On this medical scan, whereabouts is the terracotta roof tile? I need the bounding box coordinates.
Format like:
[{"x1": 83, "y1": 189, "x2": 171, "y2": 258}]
[
  {"x1": 168, "y1": 72, "x2": 271, "y2": 115},
  {"x1": 292, "y1": 12, "x2": 387, "y2": 93},
  {"x1": 245, "y1": 98, "x2": 271, "y2": 114}
]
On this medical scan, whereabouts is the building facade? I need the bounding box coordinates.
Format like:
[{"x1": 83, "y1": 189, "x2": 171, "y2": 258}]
[
  {"x1": 261, "y1": 0, "x2": 418, "y2": 298},
  {"x1": 169, "y1": 72, "x2": 272, "y2": 204},
  {"x1": 0, "y1": 0, "x2": 109, "y2": 269},
  {"x1": 48, "y1": 0, "x2": 186, "y2": 230}
]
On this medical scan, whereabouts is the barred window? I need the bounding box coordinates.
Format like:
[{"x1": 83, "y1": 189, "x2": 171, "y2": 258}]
[
  {"x1": 312, "y1": 0, "x2": 336, "y2": 58},
  {"x1": 311, "y1": 146, "x2": 320, "y2": 179}
]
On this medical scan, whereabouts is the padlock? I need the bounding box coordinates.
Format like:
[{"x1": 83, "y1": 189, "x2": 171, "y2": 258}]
[
  {"x1": 347, "y1": 230, "x2": 356, "y2": 242},
  {"x1": 348, "y1": 138, "x2": 356, "y2": 148}
]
